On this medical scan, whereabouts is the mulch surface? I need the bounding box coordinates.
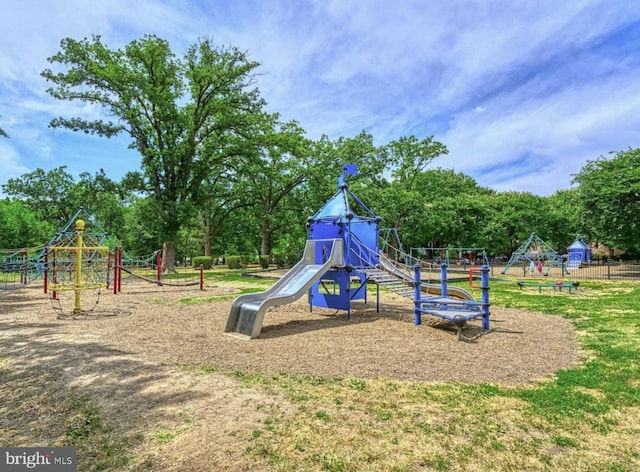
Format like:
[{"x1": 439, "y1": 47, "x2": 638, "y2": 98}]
[{"x1": 1, "y1": 278, "x2": 580, "y2": 386}]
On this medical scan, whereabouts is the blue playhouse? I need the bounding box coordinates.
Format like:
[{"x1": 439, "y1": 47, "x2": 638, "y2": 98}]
[
  {"x1": 225, "y1": 166, "x2": 490, "y2": 339},
  {"x1": 567, "y1": 239, "x2": 591, "y2": 269}
]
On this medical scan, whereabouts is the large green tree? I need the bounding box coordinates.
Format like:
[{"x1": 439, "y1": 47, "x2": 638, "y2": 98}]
[
  {"x1": 236, "y1": 119, "x2": 312, "y2": 256},
  {"x1": 545, "y1": 188, "x2": 581, "y2": 252},
  {"x1": 0, "y1": 199, "x2": 54, "y2": 249},
  {"x1": 2, "y1": 166, "x2": 76, "y2": 226},
  {"x1": 388, "y1": 135, "x2": 448, "y2": 191},
  {"x1": 2, "y1": 166, "x2": 126, "y2": 237},
  {"x1": 573, "y1": 148, "x2": 640, "y2": 251},
  {"x1": 42, "y1": 35, "x2": 265, "y2": 271}
]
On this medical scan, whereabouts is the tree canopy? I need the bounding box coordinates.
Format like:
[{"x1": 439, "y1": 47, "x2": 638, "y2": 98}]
[
  {"x1": 573, "y1": 148, "x2": 640, "y2": 251},
  {"x1": 42, "y1": 35, "x2": 267, "y2": 270}
]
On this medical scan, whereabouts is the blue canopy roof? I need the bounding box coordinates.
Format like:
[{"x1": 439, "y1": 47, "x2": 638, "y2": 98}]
[
  {"x1": 568, "y1": 240, "x2": 589, "y2": 250},
  {"x1": 312, "y1": 184, "x2": 377, "y2": 222}
]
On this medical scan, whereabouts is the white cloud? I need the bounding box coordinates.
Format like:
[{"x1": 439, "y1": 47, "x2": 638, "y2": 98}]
[
  {"x1": 0, "y1": 140, "x2": 30, "y2": 184},
  {"x1": 1, "y1": 0, "x2": 640, "y2": 197},
  {"x1": 441, "y1": 71, "x2": 640, "y2": 195}
]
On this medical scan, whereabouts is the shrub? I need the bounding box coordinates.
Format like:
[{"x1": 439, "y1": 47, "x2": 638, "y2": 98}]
[
  {"x1": 227, "y1": 255, "x2": 248, "y2": 269},
  {"x1": 192, "y1": 256, "x2": 213, "y2": 270},
  {"x1": 286, "y1": 252, "x2": 299, "y2": 266},
  {"x1": 273, "y1": 254, "x2": 286, "y2": 269},
  {"x1": 258, "y1": 255, "x2": 270, "y2": 269}
]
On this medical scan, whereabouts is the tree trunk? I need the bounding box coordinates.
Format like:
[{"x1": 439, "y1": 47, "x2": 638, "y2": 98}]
[
  {"x1": 261, "y1": 231, "x2": 271, "y2": 257},
  {"x1": 204, "y1": 214, "x2": 212, "y2": 257},
  {"x1": 260, "y1": 218, "x2": 271, "y2": 256},
  {"x1": 162, "y1": 240, "x2": 177, "y2": 273}
]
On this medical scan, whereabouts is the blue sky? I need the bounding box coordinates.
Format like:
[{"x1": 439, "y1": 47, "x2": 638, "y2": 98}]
[{"x1": 1, "y1": 0, "x2": 639, "y2": 197}]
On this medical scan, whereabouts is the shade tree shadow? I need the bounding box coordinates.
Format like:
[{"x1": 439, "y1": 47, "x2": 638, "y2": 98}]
[{"x1": 0, "y1": 327, "x2": 211, "y2": 446}]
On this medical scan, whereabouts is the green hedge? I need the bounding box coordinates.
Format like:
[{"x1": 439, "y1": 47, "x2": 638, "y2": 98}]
[
  {"x1": 272, "y1": 254, "x2": 286, "y2": 269},
  {"x1": 227, "y1": 255, "x2": 249, "y2": 269},
  {"x1": 192, "y1": 256, "x2": 213, "y2": 270},
  {"x1": 258, "y1": 255, "x2": 270, "y2": 269},
  {"x1": 272, "y1": 253, "x2": 299, "y2": 269}
]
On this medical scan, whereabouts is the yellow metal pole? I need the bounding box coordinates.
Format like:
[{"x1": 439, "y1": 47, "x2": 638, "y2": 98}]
[{"x1": 74, "y1": 219, "x2": 85, "y2": 315}]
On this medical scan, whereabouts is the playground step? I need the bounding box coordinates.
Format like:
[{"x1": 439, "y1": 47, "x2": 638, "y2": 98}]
[
  {"x1": 360, "y1": 267, "x2": 415, "y2": 298},
  {"x1": 382, "y1": 283, "x2": 414, "y2": 297}
]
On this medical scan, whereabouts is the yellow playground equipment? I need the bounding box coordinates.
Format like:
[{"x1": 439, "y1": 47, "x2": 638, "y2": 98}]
[{"x1": 46, "y1": 219, "x2": 110, "y2": 316}]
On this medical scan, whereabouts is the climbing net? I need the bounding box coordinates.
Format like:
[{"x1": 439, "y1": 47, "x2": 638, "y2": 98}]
[
  {"x1": 115, "y1": 249, "x2": 202, "y2": 289},
  {"x1": 47, "y1": 244, "x2": 110, "y2": 292},
  {"x1": 45, "y1": 220, "x2": 111, "y2": 316},
  {"x1": 0, "y1": 246, "x2": 46, "y2": 290}
]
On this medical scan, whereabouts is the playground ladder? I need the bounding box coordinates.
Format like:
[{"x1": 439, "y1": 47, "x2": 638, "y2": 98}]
[{"x1": 360, "y1": 267, "x2": 414, "y2": 298}]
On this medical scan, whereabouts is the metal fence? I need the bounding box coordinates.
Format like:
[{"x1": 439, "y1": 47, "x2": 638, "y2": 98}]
[{"x1": 494, "y1": 261, "x2": 640, "y2": 281}]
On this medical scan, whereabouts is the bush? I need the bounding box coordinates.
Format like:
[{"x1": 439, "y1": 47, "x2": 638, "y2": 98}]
[
  {"x1": 192, "y1": 256, "x2": 213, "y2": 270},
  {"x1": 227, "y1": 255, "x2": 248, "y2": 269},
  {"x1": 258, "y1": 255, "x2": 270, "y2": 269},
  {"x1": 286, "y1": 252, "x2": 299, "y2": 266},
  {"x1": 271, "y1": 253, "x2": 300, "y2": 269},
  {"x1": 272, "y1": 254, "x2": 286, "y2": 269}
]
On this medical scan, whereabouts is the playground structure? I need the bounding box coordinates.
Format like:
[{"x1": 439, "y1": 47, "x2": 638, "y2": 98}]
[
  {"x1": 501, "y1": 232, "x2": 560, "y2": 275},
  {"x1": 517, "y1": 279, "x2": 580, "y2": 293},
  {"x1": 46, "y1": 219, "x2": 110, "y2": 315},
  {"x1": 567, "y1": 239, "x2": 591, "y2": 270},
  {"x1": 415, "y1": 263, "x2": 490, "y2": 340},
  {"x1": 225, "y1": 165, "x2": 491, "y2": 339},
  {"x1": 0, "y1": 247, "x2": 43, "y2": 290},
  {"x1": 1, "y1": 208, "x2": 205, "y2": 310}
]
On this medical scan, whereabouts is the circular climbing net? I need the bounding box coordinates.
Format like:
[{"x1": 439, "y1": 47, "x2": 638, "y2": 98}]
[
  {"x1": 47, "y1": 242, "x2": 110, "y2": 292},
  {"x1": 46, "y1": 220, "x2": 111, "y2": 316}
]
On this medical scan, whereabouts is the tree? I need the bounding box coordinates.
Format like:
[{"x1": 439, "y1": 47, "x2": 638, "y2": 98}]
[
  {"x1": 573, "y1": 148, "x2": 640, "y2": 251},
  {"x1": 240, "y1": 119, "x2": 313, "y2": 256},
  {"x1": 373, "y1": 168, "x2": 490, "y2": 250},
  {"x1": 545, "y1": 188, "x2": 581, "y2": 253},
  {"x1": 42, "y1": 35, "x2": 265, "y2": 271},
  {"x1": 2, "y1": 167, "x2": 127, "y2": 238},
  {"x1": 0, "y1": 199, "x2": 54, "y2": 249},
  {"x1": 388, "y1": 135, "x2": 448, "y2": 190},
  {"x1": 2, "y1": 166, "x2": 76, "y2": 226},
  {"x1": 305, "y1": 131, "x2": 387, "y2": 217},
  {"x1": 480, "y1": 191, "x2": 554, "y2": 256},
  {"x1": 70, "y1": 169, "x2": 128, "y2": 237}
]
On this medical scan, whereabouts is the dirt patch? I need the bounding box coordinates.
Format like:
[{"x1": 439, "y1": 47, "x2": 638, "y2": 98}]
[{"x1": 0, "y1": 279, "x2": 580, "y2": 469}]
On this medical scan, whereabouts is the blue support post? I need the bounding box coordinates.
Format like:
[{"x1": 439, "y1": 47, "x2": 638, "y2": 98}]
[
  {"x1": 414, "y1": 263, "x2": 421, "y2": 325},
  {"x1": 440, "y1": 263, "x2": 448, "y2": 298},
  {"x1": 481, "y1": 264, "x2": 490, "y2": 330}
]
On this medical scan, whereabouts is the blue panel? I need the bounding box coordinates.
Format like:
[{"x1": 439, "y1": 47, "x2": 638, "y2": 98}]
[
  {"x1": 310, "y1": 222, "x2": 341, "y2": 240},
  {"x1": 347, "y1": 222, "x2": 379, "y2": 267},
  {"x1": 311, "y1": 270, "x2": 363, "y2": 310}
]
